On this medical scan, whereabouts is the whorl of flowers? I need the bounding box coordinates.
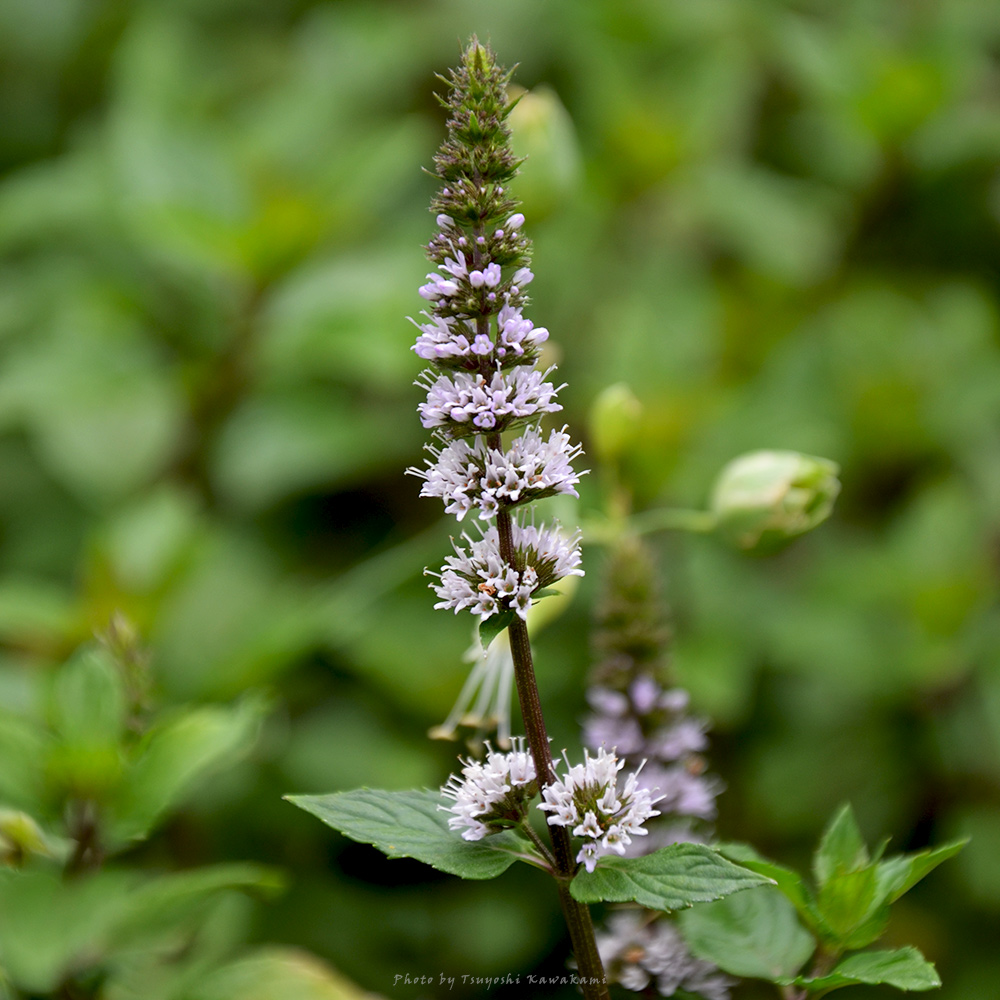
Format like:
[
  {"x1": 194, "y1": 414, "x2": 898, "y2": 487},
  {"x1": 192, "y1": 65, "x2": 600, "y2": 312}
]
[
  {"x1": 596, "y1": 911, "x2": 735, "y2": 1000},
  {"x1": 428, "y1": 522, "x2": 583, "y2": 622},
  {"x1": 439, "y1": 738, "x2": 538, "y2": 840},
  {"x1": 538, "y1": 747, "x2": 662, "y2": 873},
  {"x1": 408, "y1": 39, "x2": 585, "y2": 624}
]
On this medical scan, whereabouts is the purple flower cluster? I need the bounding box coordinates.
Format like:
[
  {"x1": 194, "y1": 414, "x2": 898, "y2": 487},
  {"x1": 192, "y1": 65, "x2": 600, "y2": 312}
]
[
  {"x1": 596, "y1": 911, "x2": 735, "y2": 1000},
  {"x1": 539, "y1": 747, "x2": 662, "y2": 873},
  {"x1": 409, "y1": 51, "x2": 585, "y2": 625},
  {"x1": 427, "y1": 523, "x2": 583, "y2": 621},
  {"x1": 412, "y1": 428, "x2": 584, "y2": 522},
  {"x1": 584, "y1": 679, "x2": 721, "y2": 848}
]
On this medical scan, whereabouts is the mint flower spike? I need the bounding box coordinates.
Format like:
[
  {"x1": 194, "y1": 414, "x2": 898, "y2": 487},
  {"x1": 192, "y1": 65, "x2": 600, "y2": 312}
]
[
  {"x1": 420, "y1": 42, "x2": 609, "y2": 998},
  {"x1": 413, "y1": 37, "x2": 585, "y2": 631}
]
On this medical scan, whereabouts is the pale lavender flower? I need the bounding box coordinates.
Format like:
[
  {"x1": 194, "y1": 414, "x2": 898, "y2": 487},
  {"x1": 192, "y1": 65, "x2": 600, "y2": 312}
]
[
  {"x1": 409, "y1": 427, "x2": 585, "y2": 521},
  {"x1": 426, "y1": 521, "x2": 583, "y2": 621},
  {"x1": 439, "y1": 737, "x2": 538, "y2": 840},
  {"x1": 417, "y1": 368, "x2": 563, "y2": 434},
  {"x1": 596, "y1": 911, "x2": 735, "y2": 999},
  {"x1": 583, "y1": 676, "x2": 723, "y2": 843},
  {"x1": 538, "y1": 747, "x2": 662, "y2": 872}
]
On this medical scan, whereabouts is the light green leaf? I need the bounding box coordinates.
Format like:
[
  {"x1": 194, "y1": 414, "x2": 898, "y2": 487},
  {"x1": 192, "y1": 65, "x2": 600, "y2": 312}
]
[
  {"x1": 0, "y1": 712, "x2": 49, "y2": 812},
  {"x1": 479, "y1": 610, "x2": 516, "y2": 650},
  {"x1": 789, "y1": 946, "x2": 941, "y2": 993},
  {"x1": 679, "y1": 886, "x2": 815, "y2": 981},
  {"x1": 107, "y1": 864, "x2": 284, "y2": 951},
  {"x1": 716, "y1": 842, "x2": 822, "y2": 932},
  {"x1": 569, "y1": 843, "x2": 772, "y2": 910},
  {"x1": 286, "y1": 789, "x2": 533, "y2": 879},
  {"x1": 192, "y1": 946, "x2": 383, "y2": 1000},
  {"x1": 814, "y1": 803, "x2": 868, "y2": 886},
  {"x1": 110, "y1": 697, "x2": 265, "y2": 845},
  {"x1": 0, "y1": 863, "x2": 279, "y2": 994},
  {"x1": 50, "y1": 648, "x2": 126, "y2": 749},
  {"x1": 876, "y1": 840, "x2": 968, "y2": 904},
  {"x1": 815, "y1": 865, "x2": 880, "y2": 945}
]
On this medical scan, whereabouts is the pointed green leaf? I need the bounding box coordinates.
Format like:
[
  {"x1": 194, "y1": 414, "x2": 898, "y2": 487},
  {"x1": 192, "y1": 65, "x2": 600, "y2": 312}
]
[
  {"x1": 815, "y1": 865, "x2": 881, "y2": 945},
  {"x1": 876, "y1": 840, "x2": 968, "y2": 904},
  {"x1": 286, "y1": 788, "x2": 532, "y2": 879},
  {"x1": 569, "y1": 843, "x2": 772, "y2": 911},
  {"x1": 814, "y1": 804, "x2": 868, "y2": 886},
  {"x1": 790, "y1": 946, "x2": 940, "y2": 992},
  {"x1": 110, "y1": 697, "x2": 266, "y2": 845},
  {"x1": 478, "y1": 610, "x2": 516, "y2": 650},
  {"x1": 50, "y1": 648, "x2": 127, "y2": 749},
  {"x1": 678, "y1": 887, "x2": 816, "y2": 981}
]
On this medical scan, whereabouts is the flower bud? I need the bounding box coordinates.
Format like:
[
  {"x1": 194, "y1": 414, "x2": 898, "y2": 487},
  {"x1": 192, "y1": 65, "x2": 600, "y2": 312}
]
[
  {"x1": 0, "y1": 810, "x2": 48, "y2": 867},
  {"x1": 709, "y1": 450, "x2": 840, "y2": 553},
  {"x1": 589, "y1": 383, "x2": 643, "y2": 464}
]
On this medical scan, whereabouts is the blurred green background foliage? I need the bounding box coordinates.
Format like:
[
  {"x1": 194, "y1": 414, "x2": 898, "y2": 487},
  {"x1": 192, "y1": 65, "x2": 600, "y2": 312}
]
[{"x1": 1, "y1": 0, "x2": 999, "y2": 996}]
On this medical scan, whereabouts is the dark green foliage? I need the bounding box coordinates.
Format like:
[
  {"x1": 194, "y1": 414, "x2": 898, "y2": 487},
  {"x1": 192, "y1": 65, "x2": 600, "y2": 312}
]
[{"x1": 691, "y1": 807, "x2": 965, "y2": 992}]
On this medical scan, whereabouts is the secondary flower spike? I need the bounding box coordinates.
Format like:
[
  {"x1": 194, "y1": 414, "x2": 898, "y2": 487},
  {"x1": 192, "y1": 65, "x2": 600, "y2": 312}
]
[{"x1": 408, "y1": 38, "x2": 586, "y2": 629}]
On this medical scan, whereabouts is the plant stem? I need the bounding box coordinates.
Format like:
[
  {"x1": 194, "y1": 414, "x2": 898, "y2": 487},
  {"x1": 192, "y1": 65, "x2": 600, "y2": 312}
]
[
  {"x1": 519, "y1": 819, "x2": 558, "y2": 872},
  {"x1": 629, "y1": 507, "x2": 717, "y2": 536},
  {"x1": 493, "y1": 501, "x2": 610, "y2": 1000}
]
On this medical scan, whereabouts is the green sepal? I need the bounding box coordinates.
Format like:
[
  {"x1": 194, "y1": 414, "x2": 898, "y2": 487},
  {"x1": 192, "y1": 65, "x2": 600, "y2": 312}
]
[
  {"x1": 286, "y1": 788, "x2": 538, "y2": 879},
  {"x1": 678, "y1": 886, "x2": 816, "y2": 981},
  {"x1": 478, "y1": 610, "x2": 516, "y2": 650},
  {"x1": 783, "y1": 946, "x2": 941, "y2": 993},
  {"x1": 569, "y1": 843, "x2": 772, "y2": 911}
]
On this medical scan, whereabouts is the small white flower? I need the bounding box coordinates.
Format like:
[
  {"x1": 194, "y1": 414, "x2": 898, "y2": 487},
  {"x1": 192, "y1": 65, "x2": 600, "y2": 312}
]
[
  {"x1": 408, "y1": 428, "x2": 585, "y2": 521},
  {"x1": 538, "y1": 747, "x2": 662, "y2": 873},
  {"x1": 416, "y1": 368, "x2": 563, "y2": 435},
  {"x1": 439, "y1": 737, "x2": 538, "y2": 840},
  {"x1": 426, "y1": 521, "x2": 583, "y2": 621}
]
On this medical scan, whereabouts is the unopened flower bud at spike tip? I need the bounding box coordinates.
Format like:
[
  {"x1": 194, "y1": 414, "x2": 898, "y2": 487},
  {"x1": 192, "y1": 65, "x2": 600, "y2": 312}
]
[{"x1": 710, "y1": 449, "x2": 840, "y2": 554}]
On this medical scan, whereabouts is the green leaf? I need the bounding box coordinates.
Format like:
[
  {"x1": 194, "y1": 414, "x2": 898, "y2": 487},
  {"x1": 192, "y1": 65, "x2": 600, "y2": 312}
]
[
  {"x1": 0, "y1": 711, "x2": 49, "y2": 812},
  {"x1": 716, "y1": 842, "x2": 822, "y2": 932},
  {"x1": 286, "y1": 788, "x2": 533, "y2": 879},
  {"x1": 110, "y1": 697, "x2": 265, "y2": 845},
  {"x1": 0, "y1": 863, "x2": 280, "y2": 994},
  {"x1": 814, "y1": 804, "x2": 868, "y2": 886},
  {"x1": 678, "y1": 886, "x2": 816, "y2": 981},
  {"x1": 530, "y1": 587, "x2": 562, "y2": 600},
  {"x1": 569, "y1": 843, "x2": 772, "y2": 910},
  {"x1": 107, "y1": 864, "x2": 284, "y2": 952},
  {"x1": 49, "y1": 647, "x2": 126, "y2": 749},
  {"x1": 876, "y1": 840, "x2": 968, "y2": 904},
  {"x1": 478, "y1": 610, "x2": 516, "y2": 649},
  {"x1": 790, "y1": 946, "x2": 941, "y2": 993},
  {"x1": 815, "y1": 865, "x2": 880, "y2": 945},
  {"x1": 192, "y1": 946, "x2": 382, "y2": 1000}
]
